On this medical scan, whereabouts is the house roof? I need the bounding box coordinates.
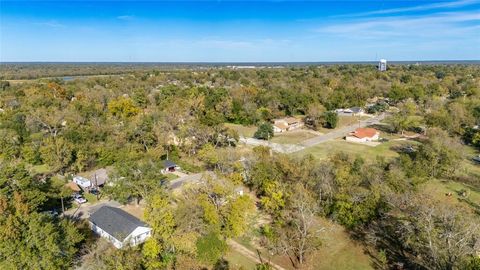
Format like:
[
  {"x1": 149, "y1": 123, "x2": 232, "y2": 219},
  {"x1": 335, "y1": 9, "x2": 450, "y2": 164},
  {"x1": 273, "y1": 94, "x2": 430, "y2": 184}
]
[
  {"x1": 274, "y1": 122, "x2": 288, "y2": 130},
  {"x1": 90, "y1": 168, "x2": 108, "y2": 186},
  {"x1": 350, "y1": 128, "x2": 378, "y2": 139},
  {"x1": 65, "y1": 181, "x2": 81, "y2": 192},
  {"x1": 163, "y1": 160, "x2": 176, "y2": 168},
  {"x1": 284, "y1": 117, "x2": 300, "y2": 124},
  {"x1": 89, "y1": 206, "x2": 148, "y2": 241}
]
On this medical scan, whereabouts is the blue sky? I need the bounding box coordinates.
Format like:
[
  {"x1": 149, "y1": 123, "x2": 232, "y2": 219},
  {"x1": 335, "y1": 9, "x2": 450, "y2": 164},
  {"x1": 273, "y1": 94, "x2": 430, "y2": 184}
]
[{"x1": 1, "y1": 0, "x2": 479, "y2": 62}]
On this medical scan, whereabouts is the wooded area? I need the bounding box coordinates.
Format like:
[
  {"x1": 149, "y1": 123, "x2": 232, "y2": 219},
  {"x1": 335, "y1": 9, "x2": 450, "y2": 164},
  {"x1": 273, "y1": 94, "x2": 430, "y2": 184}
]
[{"x1": 1, "y1": 64, "x2": 479, "y2": 269}]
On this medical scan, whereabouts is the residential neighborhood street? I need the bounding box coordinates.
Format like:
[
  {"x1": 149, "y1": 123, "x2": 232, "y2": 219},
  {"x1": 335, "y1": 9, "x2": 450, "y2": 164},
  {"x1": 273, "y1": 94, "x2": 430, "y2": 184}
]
[
  {"x1": 240, "y1": 113, "x2": 386, "y2": 154},
  {"x1": 301, "y1": 113, "x2": 386, "y2": 147}
]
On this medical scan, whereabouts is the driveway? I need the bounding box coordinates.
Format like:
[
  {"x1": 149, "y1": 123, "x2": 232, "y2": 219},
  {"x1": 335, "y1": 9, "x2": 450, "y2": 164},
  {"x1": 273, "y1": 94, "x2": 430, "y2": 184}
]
[
  {"x1": 169, "y1": 171, "x2": 215, "y2": 190},
  {"x1": 64, "y1": 200, "x2": 121, "y2": 220}
]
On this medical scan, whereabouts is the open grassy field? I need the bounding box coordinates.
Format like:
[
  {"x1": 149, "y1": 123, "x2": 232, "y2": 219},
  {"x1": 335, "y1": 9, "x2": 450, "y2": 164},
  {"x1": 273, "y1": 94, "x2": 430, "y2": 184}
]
[
  {"x1": 225, "y1": 249, "x2": 258, "y2": 270},
  {"x1": 28, "y1": 164, "x2": 53, "y2": 174},
  {"x1": 310, "y1": 217, "x2": 374, "y2": 270},
  {"x1": 296, "y1": 138, "x2": 416, "y2": 161},
  {"x1": 270, "y1": 130, "x2": 318, "y2": 144},
  {"x1": 231, "y1": 215, "x2": 374, "y2": 270},
  {"x1": 225, "y1": 123, "x2": 258, "y2": 138},
  {"x1": 164, "y1": 173, "x2": 179, "y2": 181},
  {"x1": 315, "y1": 115, "x2": 371, "y2": 134},
  {"x1": 422, "y1": 179, "x2": 480, "y2": 212}
]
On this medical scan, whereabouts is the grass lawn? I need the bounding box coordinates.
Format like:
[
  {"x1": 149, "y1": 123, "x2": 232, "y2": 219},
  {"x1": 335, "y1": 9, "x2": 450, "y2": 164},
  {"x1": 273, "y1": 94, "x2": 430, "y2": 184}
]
[
  {"x1": 457, "y1": 145, "x2": 480, "y2": 181},
  {"x1": 225, "y1": 249, "x2": 258, "y2": 270},
  {"x1": 232, "y1": 214, "x2": 374, "y2": 270},
  {"x1": 309, "y1": 217, "x2": 374, "y2": 270},
  {"x1": 28, "y1": 164, "x2": 52, "y2": 174},
  {"x1": 225, "y1": 123, "x2": 257, "y2": 138},
  {"x1": 423, "y1": 179, "x2": 480, "y2": 211},
  {"x1": 270, "y1": 130, "x2": 317, "y2": 144},
  {"x1": 164, "y1": 173, "x2": 179, "y2": 181},
  {"x1": 316, "y1": 115, "x2": 370, "y2": 134},
  {"x1": 296, "y1": 138, "x2": 415, "y2": 161},
  {"x1": 84, "y1": 193, "x2": 99, "y2": 203}
]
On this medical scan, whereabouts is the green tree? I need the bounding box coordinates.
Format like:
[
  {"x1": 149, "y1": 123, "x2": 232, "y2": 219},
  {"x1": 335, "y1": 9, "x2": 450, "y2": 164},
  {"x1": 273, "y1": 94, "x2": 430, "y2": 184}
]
[
  {"x1": 323, "y1": 111, "x2": 338, "y2": 129},
  {"x1": 0, "y1": 193, "x2": 83, "y2": 270},
  {"x1": 196, "y1": 231, "x2": 227, "y2": 265},
  {"x1": 108, "y1": 96, "x2": 140, "y2": 118},
  {"x1": 254, "y1": 122, "x2": 274, "y2": 140},
  {"x1": 39, "y1": 136, "x2": 74, "y2": 173}
]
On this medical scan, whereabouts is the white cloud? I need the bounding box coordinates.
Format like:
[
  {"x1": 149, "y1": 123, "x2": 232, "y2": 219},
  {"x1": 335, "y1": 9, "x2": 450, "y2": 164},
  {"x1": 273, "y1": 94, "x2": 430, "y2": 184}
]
[
  {"x1": 317, "y1": 11, "x2": 480, "y2": 39},
  {"x1": 117, "y1": 15, "x2": 134, "y2": 20},
  {"x1": 337, "y1": 0, "x2": 480, "y2": 17},
  {"x1": 34, "y1": 20, "x2": 66, "y2": 28}
]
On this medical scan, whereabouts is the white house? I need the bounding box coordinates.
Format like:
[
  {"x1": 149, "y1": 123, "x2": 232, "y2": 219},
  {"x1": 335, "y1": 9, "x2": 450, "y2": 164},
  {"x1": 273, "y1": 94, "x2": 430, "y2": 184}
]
[
  {"x1": 346, "y1": 128, "x2": 380, "y2": 143},
  {"x1": 273, "y1": 117, "x2": 304, "y2": 133},
  {"x1": 89, "y1": 206, "x2": 152, "y2": 249}
]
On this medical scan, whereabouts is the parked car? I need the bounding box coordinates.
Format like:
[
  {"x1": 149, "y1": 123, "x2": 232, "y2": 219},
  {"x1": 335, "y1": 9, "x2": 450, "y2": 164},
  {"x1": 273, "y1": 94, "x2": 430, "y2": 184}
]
[
  {"x1": 73, "y1": 193, "x2": 87, "y2": 204},
  {"x1": 473, "y1": 155, "x2": 480, "y2": 163},
  {"x1": 90, "y1": 188, "x2": 100, "y2": 195}
]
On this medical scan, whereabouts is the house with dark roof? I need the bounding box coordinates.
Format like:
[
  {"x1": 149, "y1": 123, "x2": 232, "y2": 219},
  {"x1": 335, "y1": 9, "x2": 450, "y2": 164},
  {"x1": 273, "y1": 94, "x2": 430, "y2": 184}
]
[
  {"x1": 161, "y1": 160, "x2": 180, "y2": 174},
  {"x1": 89, "y1": 206, "x2": 152, "y2": 248}
]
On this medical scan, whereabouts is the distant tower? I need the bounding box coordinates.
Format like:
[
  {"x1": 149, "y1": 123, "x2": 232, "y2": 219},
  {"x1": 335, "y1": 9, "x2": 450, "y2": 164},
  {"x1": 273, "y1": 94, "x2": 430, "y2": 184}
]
[{"x1": 378, "y1": 59, "x2": 387, "y2": 71}]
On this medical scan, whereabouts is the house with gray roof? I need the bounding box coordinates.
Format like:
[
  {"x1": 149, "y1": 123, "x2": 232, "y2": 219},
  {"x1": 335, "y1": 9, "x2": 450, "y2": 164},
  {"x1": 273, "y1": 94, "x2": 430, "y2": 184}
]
[
  {"x1": 89, "y1": 206, "x2": 152, "y2": 248},
  {"x1": 161, "y1": 160, "x2": 180, "y2": 174}
]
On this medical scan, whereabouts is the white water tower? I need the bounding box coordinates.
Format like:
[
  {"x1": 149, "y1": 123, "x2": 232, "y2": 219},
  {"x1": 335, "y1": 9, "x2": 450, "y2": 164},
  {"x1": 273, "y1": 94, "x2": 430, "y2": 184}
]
[{"x1": 378, "y1": 59, "x2": 387, "y2": 71}]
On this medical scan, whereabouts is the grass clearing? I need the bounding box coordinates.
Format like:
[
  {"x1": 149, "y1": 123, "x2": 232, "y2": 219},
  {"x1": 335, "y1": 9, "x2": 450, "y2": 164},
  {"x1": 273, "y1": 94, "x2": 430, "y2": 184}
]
[
  {"x1": 423, "y1": 179, "x2": 480, "y2": 211},
  {"x1": 164, "y1": 173, "x2": 179, "y2": 181},
  {"x1": 233, "y1": 215, "x2": 374, "y2": 270},
  {"x1": 28, "y1": 164, "x2": 52, "y2": 174},
  {"x1": 225, "y1": 249, "x2": 258, "y2": 270},
  {"x1": 225, "y1": 123, "x2": 257, "y2": 138},
  {"x1": 84, "y1": 193, "x2": 98, "y2": 203},
  {"x1": 315, "y1": 115, "x2": 370, "y2": 134},
  {"x1": 296, "y1": 138, "x2": 415, "y2": 161},
  {"x1": 310, "y1": 217, "x2": 374, "y2": 270},
  {"x1": 270, "y1": 130, "x2": 318, "y2": 144}
]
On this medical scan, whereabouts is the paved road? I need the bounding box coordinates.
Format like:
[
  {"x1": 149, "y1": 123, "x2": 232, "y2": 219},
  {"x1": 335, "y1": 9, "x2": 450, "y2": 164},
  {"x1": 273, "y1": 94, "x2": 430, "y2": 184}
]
[
  {"x1": 240, "y1": 113, "x2": 386, "y2": 154},
  {"x1": 169, "y1": 171, "x2": 215, "y2": 189}
]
